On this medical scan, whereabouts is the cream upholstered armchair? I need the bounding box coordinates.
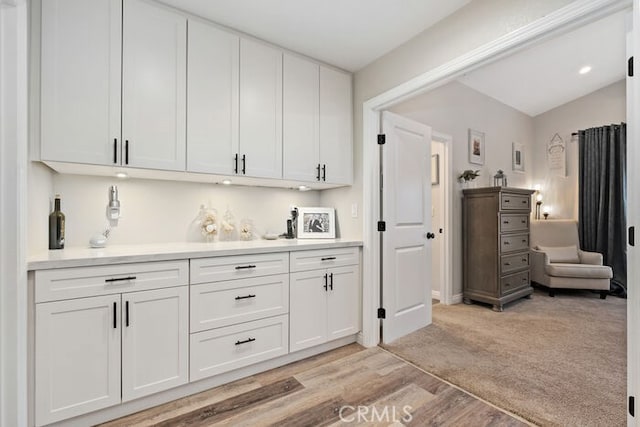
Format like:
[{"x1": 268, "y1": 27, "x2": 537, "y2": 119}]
[{"x1": 529, "y1": 220, "x2": 612, "y2": 298}]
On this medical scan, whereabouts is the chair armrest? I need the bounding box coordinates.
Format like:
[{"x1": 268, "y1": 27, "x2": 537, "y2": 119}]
[
  {"x1": 578, "y1": 250, "x2": 603, "y2": 265},
  {"x1": 530, "y1": 249, "x2": 549, "y2": 284}
]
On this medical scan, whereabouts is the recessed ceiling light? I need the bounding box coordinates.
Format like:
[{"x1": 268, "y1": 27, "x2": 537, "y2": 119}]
[
  {"x1": 115, "y1": 172, "x2": 128, "y2": 179},
  {"x1": 579, "y1": 66, "x2": 592, "y2": 75},
  {"x1": 222, "y1": 179, "x2": 232, "y2": 185}
]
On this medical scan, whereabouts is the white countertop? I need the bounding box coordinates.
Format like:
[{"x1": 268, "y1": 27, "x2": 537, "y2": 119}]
[{"x1": 27, "y1": 239, "x2": 363, "y2": 270}]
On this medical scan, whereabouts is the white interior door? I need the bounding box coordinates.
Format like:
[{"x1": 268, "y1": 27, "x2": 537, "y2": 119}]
[
  {"x1": 628, "y1": 6, "x2": 638, "y2": 424},
  {"x1": 381, "y1": 111, "x2": 432, "y2": 344}
]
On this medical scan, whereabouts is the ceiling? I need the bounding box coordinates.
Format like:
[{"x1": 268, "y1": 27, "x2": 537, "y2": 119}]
[
  {"x1": 158, "y1": 0, "x2": 470, "y2": 71},
  {"x1": 457, "y1": 11, "x2": 627, "y2": 117}
]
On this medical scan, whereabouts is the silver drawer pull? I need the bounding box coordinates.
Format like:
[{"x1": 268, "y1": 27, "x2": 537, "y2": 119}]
[
  {"x1": 235, "y1": 337, "x2": 255, "y2": 346},
  {"x1": 235, "y1": 294, "x2": 256, "y2": 300},
  {"x1": 235, "y1": 265, "x2": 256, "y2": 270},
  {"x1": 105, "y1": 276, "x2": 136, "y2": 283}
]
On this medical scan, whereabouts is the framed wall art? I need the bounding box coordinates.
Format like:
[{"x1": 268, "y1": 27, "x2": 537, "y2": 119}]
[
  {"x1": 512, "y1": 142, "x2": 525, "y2": 173},
  {"x1": 468, "y1": 129, "x2": 485, "y2": 165},
  {"x1": 297, "y1": 207, "x2": 336, "y2": 239}
]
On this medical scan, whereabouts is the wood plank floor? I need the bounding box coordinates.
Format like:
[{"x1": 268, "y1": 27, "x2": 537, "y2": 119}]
[{"x1": 100, "y1": 345, "x2": 528, "y2": 426}]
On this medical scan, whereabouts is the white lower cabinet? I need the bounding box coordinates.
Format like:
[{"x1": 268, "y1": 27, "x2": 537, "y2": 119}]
[
  {"x1": 35, "y1": 295, "x2": 121, "y2": 426},
  {"x1": 122, "y1": 287, "x2": 189, "y2": 402},
  {"x1": 290, "y1": 264, "x2": 360, "y2": 352},
  {"x1": 34, "y1": 261, "x2": 189, "y2": 426},
  {"x1": 190, "y1": 314, "x2": 289, "y2": 381}
]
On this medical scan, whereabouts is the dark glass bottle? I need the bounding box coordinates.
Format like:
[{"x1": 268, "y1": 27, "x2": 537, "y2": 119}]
[{"x1": 49, "y1": 194, "x2": 65, "y2": 249}]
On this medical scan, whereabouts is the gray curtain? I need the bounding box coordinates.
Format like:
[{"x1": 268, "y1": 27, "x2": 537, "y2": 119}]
[{"x1": 578, "y1": 123, "x2": 626, "y2": 297}]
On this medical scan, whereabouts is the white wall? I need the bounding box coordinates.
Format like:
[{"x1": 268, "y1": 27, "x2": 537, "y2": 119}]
[
  {"x1": 321, "y1": 0, "x2": 575, "y2": 240},
  {"x1": 390, "y1": 81, "x2": 534, "y2": 295},
  {"x1": 1, "y1": 0, "x2": 29, "y2": 425},
  {"x1": 531, "y1": 79, "x2": 626, "y2": 219},
  {"x1": 28, "y1": 170, "x2": 321, "y2": 253}
]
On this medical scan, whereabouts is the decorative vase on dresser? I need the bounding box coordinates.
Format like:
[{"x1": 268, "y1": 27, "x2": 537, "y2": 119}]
[{"x1": 462, "y1": 187, "x2": 535, "y2": 311}]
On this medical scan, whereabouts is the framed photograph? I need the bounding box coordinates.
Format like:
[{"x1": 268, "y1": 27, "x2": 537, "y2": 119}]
[
  {"x1": 512, "y1": 142, "x2": 525, "y2": 173},
  {"x1": 431, "y1": 154, "x2": 439, "y2": 185},
  {"x1": 297, "y1": 207, "x2": 336, "y2": 239},
  {"x1": 468, "y1": 129, "x2": 485, "y2": 165}
]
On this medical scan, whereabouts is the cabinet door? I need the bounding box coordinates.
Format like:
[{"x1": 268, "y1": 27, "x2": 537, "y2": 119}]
[
  {"x1": 187, "y1": 20, "x2": 239, "y2": 174},
  {"x1": 122, "y1": 0, "x2": 186, "y2": 171},
  {"x1": 327, "y1": 265, "x2": 361, "y2": 341},
  {"x1": 289, "y1": 270, "x2": 328, "y2": 352},
  {"x1": 35, "y1": 295, "x2": 121, "y2": 426},
  {"x1": 319, "y1": 66, "x2": 353, "y2": 184},
  {"x1": 40, "y1": 0, "x2": 121, "y2": 165},
  {"x1": 239, "y1": 38, "x2": 283, "y2": 178},
  {"x1": 283, "y1": 54, "x2": 320, "y2": 182},
  {"x1": 121, "y1": 287, "x2": 189, "y2": 402}
]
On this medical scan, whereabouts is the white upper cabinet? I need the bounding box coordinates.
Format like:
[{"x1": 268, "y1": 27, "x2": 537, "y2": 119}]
[
  {"x1": 320, "y1": 66, "x2": 353, "y2": 185},
  {"x1": 40, "y1": 0, "x2": 122, "y2": 165},
  {"x1": 122, "y1": 0, "x2": 187, "y2": 171},
  {"x1": 283, "y1": 54, "x2": 320, "y2": 182},
  {"x1": 187, "y1": 20, "x2": 239, "y2": 174},
  {"x1": 239, "y1": 39, "x2": 283, "y2": 179}
]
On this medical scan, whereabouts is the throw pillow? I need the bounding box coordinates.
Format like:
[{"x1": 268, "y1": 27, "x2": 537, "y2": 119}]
[{"x1": 536, "y1": 245, "x2": 580, "y2": 263}]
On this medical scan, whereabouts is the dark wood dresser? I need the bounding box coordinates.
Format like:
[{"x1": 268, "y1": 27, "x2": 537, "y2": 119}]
[{"x1": 462, "y1": 187, "x2": 535, "y2": 311}]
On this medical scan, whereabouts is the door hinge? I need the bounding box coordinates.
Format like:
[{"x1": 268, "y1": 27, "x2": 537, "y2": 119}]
[
  {"x1": 377, "y1": 134, "x2": 386, "y2": 145},
  {"x1": 630, "y1": 396, "x2": 635, "y2": 417},
  {"x1": 629, "y1": 226, "x2": 635, "y2": 247},
  {"x1": 629, "y1": 57, "x2": 634, "y2": 77},
  {"x1": 377, "y1": 221, "x2": 386, "y2": 232},
  {"x1": 377, "y1": 308, "x2": 386, "y2": 319}
]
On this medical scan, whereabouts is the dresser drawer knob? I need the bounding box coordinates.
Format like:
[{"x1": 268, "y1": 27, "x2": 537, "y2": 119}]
[
  {"x1": 503, "y1": 220, "x2": 510, "y2": 224},
  {"x1": 504, "y1": 241, "x2": 510, "y2": 245},
  {"x1": 504, "y1": 262, "x2": 511, "y2": 266}
]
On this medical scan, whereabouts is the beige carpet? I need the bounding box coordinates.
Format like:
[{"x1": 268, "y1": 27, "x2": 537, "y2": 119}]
[{"x1": 382, "y1": 288, "x2": 626, "y2": 426}]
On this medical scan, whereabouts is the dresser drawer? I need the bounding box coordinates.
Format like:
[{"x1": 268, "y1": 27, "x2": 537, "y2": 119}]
[
  {"x1": 500, "y1": 214, "x2": 529, "y2": 233},
  {"x1": 500, "y1": 234, "x2": 529, "y2": 253},
  {"x1": 501, "y1": 252, "x2": 530, "y2": 274},
  {"x1": 501, "y1": 271, "x2": 530, "y2": 295},
  {"x1": 35, "y1": 260, "x2": 189, "y2": 303},
  {"x1": 500, "y1": 193, "x2": 530, "y2": 211},
  {"x1": 190, "y1": 315, "x2": 288, "y2": 381},
  {"x1": 190, "y1": 252, "x2": 289, "y2": 285},
  {"x1": 191, "y1": 274, "x2": 289, "y2": 332},
  {"x1": 290, "y1": 247, "x2": 359, "y2": 272}
]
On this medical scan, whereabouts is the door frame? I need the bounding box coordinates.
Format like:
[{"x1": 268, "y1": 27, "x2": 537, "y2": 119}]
[
  {"x1": 431, "y1": 131, "x2": 453, "y2": 305},
  {"x1": 361, "y1": 0, "x2": 632, "y2": 348}
]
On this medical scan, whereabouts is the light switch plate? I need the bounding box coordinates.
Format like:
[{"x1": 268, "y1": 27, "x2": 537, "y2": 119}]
[{"x1": 351, "y1": 203, "x2": 358, "y2": 218}]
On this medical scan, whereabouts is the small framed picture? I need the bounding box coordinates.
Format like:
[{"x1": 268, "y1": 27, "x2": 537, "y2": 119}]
[
  {"x1": 468, "y1": 129, "x2": 485, "y2": 165},
  {"x1": 512, "y1": 142, "x2": 525, "y2": 173},
  {"x1": 431, "y1": 154, "x2": 439, "y2": 185},
  {"x1": 297, "y1": 207, "x2": 336, "y2": 239}
]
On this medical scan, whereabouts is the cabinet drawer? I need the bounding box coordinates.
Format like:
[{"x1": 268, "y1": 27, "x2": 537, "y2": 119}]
[
  {"x1": 500, "y1": 193, "x2": 530, "y2": 211},
  {"x1": 35, "y1": 261, "x2": 189, "y2": 303},
  {"x1": 190, "y1": 252, "x2": 289, "y2": 284},
  {"x1": 191, "y1": 274, "x2": 289, "y2": 332},
  {"x1": 500, "y1": 214, "x2": 529, "y2": 233},
  {"x1": 290, "y1": 247, "x2": 359, "y2": 272},
  {"x1": 501, "y1": 252, "x2": 530, "y2": 274},
  {"x1": 501, "y1": 271, "x2": 530, "y2": 295},
  {"x1": 500, "y1": 234, "x2": 529, "y2": 254},
  {"x1": 190, "y1": 314, "x2": 288, "y2": 381}
]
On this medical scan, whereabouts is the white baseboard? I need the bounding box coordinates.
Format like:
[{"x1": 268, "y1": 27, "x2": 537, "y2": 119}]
[
  {"x1": 431, "y1": 290, "x2": 441, "y2": 300},
  {"x1": 451, "y1": 293, "x2": 463, "y2": 304}
]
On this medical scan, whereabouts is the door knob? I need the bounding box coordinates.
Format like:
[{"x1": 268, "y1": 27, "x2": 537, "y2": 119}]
[{"x1": 425, "y1": 232, "x2": 435, "y2": 239}]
